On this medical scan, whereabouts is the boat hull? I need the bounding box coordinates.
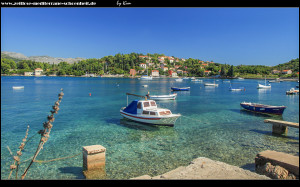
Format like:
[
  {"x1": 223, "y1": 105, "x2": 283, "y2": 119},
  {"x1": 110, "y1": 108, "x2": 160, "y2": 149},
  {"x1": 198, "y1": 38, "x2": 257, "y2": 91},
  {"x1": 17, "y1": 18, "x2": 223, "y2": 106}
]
[
  {"x1": 148, "y1": 94, "x2": 177, "y2": 100},
  {"x1": 257, "y1": 84, "x2": 271, "y2": 89},
  {"x1": 12, "y1": 86, "x2": 24, "y2": 89},
  {"x1": 171, "y1": 87, "x2": 190, "y2": 91},
  {"x1": 240, "y1": 102, "x2": 286, "y2": 115},
  {"x1": 204, "y1": 84, "x2": 218, "y2": 86},
  {"x1": 120, "y1": 110, "x2": 180, "y2": 126}
]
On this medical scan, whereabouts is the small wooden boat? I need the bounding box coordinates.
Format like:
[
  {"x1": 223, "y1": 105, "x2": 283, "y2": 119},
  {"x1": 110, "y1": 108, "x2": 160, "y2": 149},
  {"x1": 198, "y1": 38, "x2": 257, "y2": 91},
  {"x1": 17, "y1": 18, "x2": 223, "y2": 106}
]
[
  {"x1": 12, "y1": 86, "x2": 24, "y2": 89},
  {"x1": 120, "y1": 93, "x2": 181, "y2": 126},
  {"x1": 146, "y1": 93, "x2": 177, "y2": 100},
  {"x1": 171, "y1": 87, "x2": 190, "y2": 91},
  {"x1": 240, "y1": 102, "x2": 286, "y2": 115},
  {"x1": 229, "y1": 87, "x2": 245, "y2": 91},
  {"x1": 142, "y1": 85, "x2": 148, "y2": 87},
  {"x1": 229, "y1": 83, "x2": 245, "y2": 91},
  {"x1": 286, "y1": 88, "x2": 299, "y2": 95}
]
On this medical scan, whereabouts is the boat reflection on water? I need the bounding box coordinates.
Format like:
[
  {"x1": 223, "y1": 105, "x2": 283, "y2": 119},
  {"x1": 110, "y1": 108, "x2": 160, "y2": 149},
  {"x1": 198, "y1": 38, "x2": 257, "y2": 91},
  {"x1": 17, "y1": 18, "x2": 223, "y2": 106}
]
[
  {"x1": 119, "y1": 118, "x2": 178, "y2": 141},
  {"x1": 239, "y1": 109, "x2": 283, "y2": 120},
  {"x1": 119, "y1": 118, "x2": 160, "y2": 131}
]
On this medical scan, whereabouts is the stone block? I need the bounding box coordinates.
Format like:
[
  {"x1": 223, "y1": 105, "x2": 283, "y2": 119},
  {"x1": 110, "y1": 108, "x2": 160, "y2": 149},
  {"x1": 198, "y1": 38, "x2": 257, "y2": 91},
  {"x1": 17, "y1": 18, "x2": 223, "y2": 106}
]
[{"x1": 82, "y1": 145, "x2": 106, "y2": 179}]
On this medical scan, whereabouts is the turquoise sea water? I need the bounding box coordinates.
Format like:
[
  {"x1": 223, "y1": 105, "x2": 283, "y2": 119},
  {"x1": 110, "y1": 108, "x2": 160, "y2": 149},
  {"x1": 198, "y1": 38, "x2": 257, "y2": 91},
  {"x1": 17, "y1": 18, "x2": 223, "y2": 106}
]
[{"x1": 1, "y1": 76, "x2": 299, "y2": 179}]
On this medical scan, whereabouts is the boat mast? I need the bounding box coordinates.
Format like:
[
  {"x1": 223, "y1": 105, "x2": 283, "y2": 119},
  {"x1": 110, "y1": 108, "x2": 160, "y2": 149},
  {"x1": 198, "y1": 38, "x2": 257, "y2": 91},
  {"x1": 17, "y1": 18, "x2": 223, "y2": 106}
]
[{"x1": 126, "y1": 93, "x2": 147, "y2": 105}]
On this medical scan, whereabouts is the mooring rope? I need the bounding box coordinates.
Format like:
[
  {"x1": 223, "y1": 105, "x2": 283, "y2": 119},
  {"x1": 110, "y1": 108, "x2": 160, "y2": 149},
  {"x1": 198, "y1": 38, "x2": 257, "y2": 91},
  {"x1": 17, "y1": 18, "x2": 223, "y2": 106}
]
[{"x1": 33, "y1": 152, "x2": 81, "y2": 163}]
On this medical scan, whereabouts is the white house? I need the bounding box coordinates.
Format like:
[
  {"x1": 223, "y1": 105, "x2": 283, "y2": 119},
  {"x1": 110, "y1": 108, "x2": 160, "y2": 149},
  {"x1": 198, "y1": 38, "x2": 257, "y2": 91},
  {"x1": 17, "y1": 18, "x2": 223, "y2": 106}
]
[
  {"x1": 151, "y1": 70, "x2": 159, "y2": 77},
  {"x1": 139, "y1": 63, "x2": 147, "y2": 69},
  {"x1": 34, "y1": 68, "x2": 43, "y2": 76}
]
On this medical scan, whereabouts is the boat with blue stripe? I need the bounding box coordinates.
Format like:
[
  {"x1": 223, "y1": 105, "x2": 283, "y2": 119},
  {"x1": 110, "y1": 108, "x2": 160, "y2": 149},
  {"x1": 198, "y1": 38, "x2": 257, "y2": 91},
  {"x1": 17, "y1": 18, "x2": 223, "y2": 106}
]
[
  {"x1": 240, "y1": 102, "x2": 286, "y2": 115},
  {"x1": 171, "y1": 87, "x2": 190, "y2": 91}
]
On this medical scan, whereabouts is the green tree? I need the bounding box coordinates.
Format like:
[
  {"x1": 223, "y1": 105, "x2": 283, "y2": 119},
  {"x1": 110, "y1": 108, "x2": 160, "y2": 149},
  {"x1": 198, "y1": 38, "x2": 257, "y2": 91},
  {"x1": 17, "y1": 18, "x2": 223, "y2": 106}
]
[
  {"x1": 227, "y1": 65, "x2": 235, "y2": 77},
  {"x1": 220, "y1": 65, "x2": 227, "y2": 77}
]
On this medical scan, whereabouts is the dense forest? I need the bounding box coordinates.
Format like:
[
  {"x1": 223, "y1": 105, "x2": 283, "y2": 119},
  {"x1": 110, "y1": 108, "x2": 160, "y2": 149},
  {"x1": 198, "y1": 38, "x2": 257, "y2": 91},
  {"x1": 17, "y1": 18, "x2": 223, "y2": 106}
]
[{"x1": 1, "y1": 52, "x2": 299, "y2": 78}]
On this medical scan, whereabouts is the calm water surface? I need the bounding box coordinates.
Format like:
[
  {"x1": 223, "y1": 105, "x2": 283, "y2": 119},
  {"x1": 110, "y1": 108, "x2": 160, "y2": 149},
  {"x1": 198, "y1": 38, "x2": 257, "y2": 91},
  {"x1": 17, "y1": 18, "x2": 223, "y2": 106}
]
[{"x1": 1, "y1": 76, "x2": 299, "y2": 179}]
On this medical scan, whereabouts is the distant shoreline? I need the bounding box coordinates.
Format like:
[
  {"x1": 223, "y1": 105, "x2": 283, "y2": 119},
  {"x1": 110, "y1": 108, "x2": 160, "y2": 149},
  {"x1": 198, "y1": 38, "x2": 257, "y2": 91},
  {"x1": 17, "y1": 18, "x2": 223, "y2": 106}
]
[{"x1": 1, "y1": 74, "x2": 299, "y2": 82}]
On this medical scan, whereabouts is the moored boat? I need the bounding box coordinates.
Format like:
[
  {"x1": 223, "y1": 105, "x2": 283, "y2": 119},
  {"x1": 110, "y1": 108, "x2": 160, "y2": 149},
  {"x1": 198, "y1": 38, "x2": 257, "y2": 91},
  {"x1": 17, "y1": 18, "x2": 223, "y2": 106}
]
[
  {"x1": 286, "y1": 88, "x2": 299, "y2": 95},
  {"x1": 171, "y1": 87, "x2": 190, "y2": 91},
  {"x1": 204, "y1": 83, "x2": 218, "y2": 86},
  {"x1": 240, "y1": 102, "x2": 286, "y2": 115},
  {"x1": 229, "y1": 83, "x2": 245, "y2": 91},
  {"x1": 175, "y1": 78, "x2": 183, "y2": 82},
  {"x1": 146, "y1": 92, "x2": 177, "y2": 100},
  {"x1": 120, "y1": 93, "x2": 181, "y2": 126},
  {"x1": 12, "y1": 86, "x2": 24, "y2": 89},
  {"x1": 140, "y1": 75, "x2": 152, "y2": 80},
  {"x1": 257, "y1": 77, "x2": 271, "y2": 89},
  {"x1": 257, "y1": 83, "x2": 271, "y2": 89},
  {"x1": 229, "y1": 87, "x2": 245, "y2": 91}
]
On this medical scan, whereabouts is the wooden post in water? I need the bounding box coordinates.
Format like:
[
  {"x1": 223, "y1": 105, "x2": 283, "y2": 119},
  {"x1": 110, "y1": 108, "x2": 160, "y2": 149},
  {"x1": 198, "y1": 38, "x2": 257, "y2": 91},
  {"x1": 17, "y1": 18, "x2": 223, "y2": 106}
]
[{"x1": 82, "y1": 145, "x2": 106, "y2": 179}]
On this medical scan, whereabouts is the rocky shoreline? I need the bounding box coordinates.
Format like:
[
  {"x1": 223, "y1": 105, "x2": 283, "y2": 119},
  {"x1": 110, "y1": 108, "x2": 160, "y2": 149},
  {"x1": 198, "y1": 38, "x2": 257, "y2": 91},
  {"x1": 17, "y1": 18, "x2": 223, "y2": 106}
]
[{"x1": 132, "y1": 157, "x2": 270, "y2": 180}]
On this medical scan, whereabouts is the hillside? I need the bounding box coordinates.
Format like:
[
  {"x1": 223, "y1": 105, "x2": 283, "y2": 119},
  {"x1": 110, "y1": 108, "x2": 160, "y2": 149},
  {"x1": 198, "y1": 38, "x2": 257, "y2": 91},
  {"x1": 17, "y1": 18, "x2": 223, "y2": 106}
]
[
  {"x1": 272, "y1": 58, "x2": 299, "y2": 72},
  {"x1": 1, "y1": 51, "x2": 85, "y2": 64}
]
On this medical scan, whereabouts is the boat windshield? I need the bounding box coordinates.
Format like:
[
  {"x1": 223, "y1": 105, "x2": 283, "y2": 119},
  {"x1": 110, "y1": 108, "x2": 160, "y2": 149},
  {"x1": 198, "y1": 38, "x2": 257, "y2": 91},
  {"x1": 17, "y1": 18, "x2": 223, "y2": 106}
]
[
  {"x1": 137, "y1": 102, "x2": 142, "y2": 109},
  {"x1": 150, "y1": 101, "x2": 156, "y2": 107},
  {"x1": 143, "y1": 102, "x2": 150, "y2": 107},
  {"x1": 159, "y1": 110, "x2": 171, "y2": 116}
]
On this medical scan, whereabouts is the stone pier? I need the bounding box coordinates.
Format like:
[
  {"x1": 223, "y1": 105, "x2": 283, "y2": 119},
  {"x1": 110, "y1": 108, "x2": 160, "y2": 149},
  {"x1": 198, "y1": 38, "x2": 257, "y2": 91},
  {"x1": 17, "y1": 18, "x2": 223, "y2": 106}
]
[
  {"x1": 264, "y1": 119, "x2": 299, "y2": 135},
  {"x1": 82, "y1": 145, "x2": 106, "y2": 179},
  {"x1": 255, "y1": 150, "x2": 299, "y2": 179}
]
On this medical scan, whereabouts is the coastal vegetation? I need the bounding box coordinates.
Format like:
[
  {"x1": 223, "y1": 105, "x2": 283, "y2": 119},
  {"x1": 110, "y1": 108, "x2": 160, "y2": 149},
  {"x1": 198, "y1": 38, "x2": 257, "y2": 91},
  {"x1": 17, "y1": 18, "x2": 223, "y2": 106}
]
[{"x1": 1, "y1": 52, "x2": 299, "y2": 78}]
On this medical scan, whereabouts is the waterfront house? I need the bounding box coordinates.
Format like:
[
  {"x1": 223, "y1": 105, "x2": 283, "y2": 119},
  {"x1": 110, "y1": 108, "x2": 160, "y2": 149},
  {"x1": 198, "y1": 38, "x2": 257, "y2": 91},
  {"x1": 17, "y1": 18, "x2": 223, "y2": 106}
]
[
  {"x1": 204, "y1": 70, "x2": 211, "y2": 76},
  {"x1": 151, "y1": 70, "x2": 159, "y2": 77},
  {"x1": 24, "y1": 72, "x2": 34, "y2": 76},
  {"x1": 34, "y1": 68, "x2": 43, "y2": 76},
  {"x1": 130, "y1": 69, "x2": 136, "y2": 76},
  {"x1": 282, "y1": 70, "x2": 292, "y2": 74}
]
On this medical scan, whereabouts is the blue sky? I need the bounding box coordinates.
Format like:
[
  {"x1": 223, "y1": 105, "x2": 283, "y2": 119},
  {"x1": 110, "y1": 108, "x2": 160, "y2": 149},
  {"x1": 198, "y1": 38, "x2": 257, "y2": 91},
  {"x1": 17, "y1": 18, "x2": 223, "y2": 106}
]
[{"x1": 1, "y1": 8, "x2": 299, "y2": 66}]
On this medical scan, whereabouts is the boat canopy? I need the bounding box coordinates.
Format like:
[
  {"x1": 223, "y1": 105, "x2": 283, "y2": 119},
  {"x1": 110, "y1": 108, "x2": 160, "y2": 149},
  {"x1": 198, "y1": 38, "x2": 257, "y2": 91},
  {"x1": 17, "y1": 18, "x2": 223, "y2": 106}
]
[{"x1": 124, "y1": 100, "x2": 138, "y2": 114}]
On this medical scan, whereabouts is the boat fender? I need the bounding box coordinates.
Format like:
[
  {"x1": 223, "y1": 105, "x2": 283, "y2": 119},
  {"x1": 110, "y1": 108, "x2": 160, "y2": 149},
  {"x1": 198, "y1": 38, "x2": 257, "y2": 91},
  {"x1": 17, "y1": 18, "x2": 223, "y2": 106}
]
[{"x1": 89, "y1": 93, "x2": 91, "y2": 96}]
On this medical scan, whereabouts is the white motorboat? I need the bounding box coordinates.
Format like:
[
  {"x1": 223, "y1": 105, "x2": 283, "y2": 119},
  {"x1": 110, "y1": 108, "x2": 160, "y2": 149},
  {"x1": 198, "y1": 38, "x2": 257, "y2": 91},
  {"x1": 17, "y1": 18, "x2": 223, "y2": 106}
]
[
  {"x1": 146, "y1": 93, "x2": 177, "y2": 100},
  {"x1": 120, "y1": 93, "x2": 181, "y2": 126}
]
